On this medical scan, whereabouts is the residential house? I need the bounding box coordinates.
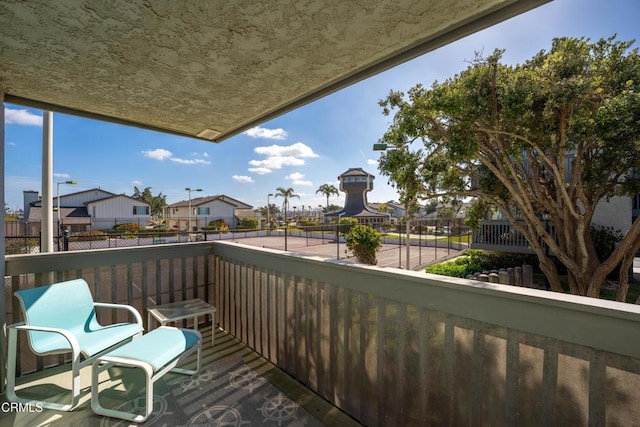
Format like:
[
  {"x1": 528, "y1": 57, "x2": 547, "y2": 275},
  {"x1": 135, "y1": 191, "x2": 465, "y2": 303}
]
[
  {"x1": 472, "y1": 196, "x2": 634, "y2": 253},
  {"x1": 164, "y1": 195, "x2": 253, "y2": 230},
  {"x1": 25, "y1": 188, "x2": 151, "y2": 235},
  {"x1": 369, "y1": 201, "x2": 405, "y2": 222},
  {"x1": 235, "y1": 208, "x2": 264, "y2": 229}
]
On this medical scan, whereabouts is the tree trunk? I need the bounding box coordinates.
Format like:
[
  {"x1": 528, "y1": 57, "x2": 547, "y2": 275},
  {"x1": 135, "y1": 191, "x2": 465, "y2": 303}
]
[{"x1": 538, "y1": 255, "x2": 563, "y2": 292}]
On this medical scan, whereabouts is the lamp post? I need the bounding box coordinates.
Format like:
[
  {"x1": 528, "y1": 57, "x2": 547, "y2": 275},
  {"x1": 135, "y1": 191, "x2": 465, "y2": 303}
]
[
  {"x1": 373, "y1": 143, "x2": 411, "y2": 270},
  {"x1": 57, "y1": 180, "x2": 77, "y2": 236},
  {"x1": 267, "y1": 193, "x2": 273, "y2": 235},
  {"x1": 185, "y1": 187, "x2": 202, "y2": 233}
]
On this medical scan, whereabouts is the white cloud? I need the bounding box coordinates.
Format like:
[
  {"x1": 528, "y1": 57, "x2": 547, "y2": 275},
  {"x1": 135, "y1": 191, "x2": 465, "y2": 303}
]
[
  {"x1": 5, "y1": 108, "x2": 42, "y2": 126},
  {"x1": 53, "y1": 173, "x2": 71, "y2": 178},
  {"x1": 132, "y1": 180, "x2": 143, "y2": 186},
  {"x1": 248, "y1": 167, "x2": 272, "y2": 175},
  {"x1": 143, "y1": 148, "x2": 173, "y2": 160},
  {"x1": 286, "y1": 172, "x2": 305, "y2": 181},
  {"x1": 248, "y1": 142, "x2": 318, "y2": 175},
  {"x1": 244, "y1": 126, "x2": 288, "y2": 140},
  {"x1": 170, "y1": 158, "x2": 211, "y2": 165},
  {"x1": 254, "y1": 142, "x2": 318, "y2": 158},
  {"x1": 233, "y1": 175, "x2": 254, "y2": 183},
  {"x1": 143, "y1": 148, "x2": 210, "y2": 164},
  {"x1": 286, "y1": 172, "x2": 312, "y2": 186},
  {"x1": 249, "y1": 156, "x2": 305, "y2": 169},
  {"x1": 367, "y1": 158, "x2": 378, "y2": 166}
]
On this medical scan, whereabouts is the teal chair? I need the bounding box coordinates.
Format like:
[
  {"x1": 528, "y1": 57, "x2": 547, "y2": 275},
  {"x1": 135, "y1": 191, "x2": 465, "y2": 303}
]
[{"x1": 7, "y1": 278, "x2": 144, "y2": 411}]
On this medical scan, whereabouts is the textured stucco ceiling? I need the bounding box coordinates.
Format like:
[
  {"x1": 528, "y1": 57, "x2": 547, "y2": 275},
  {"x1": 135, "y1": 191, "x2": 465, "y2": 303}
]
[{"x1": 0, "y1": 0, "x2": 549, "y2": 142}]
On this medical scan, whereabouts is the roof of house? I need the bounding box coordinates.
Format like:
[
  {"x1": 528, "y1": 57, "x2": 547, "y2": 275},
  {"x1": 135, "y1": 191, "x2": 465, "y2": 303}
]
[
  {"x1": 29, "y1": 188, "x2": 148, "y2": 207},
  {"x1": 339, "y1": 168, "x2": 375, "y2": 179},
  {"x1": 86, "y1": 193, "x2": 150, "y2": 206},
  {"x1": 167, "y1": 195, "x2": 252, "y2": 209},
  {"x1": 0, "y1": 1, "x2": 548, "y2": 142},
  {"x1": 28, "y1": 207, "x2": 91, "y2": 225}
]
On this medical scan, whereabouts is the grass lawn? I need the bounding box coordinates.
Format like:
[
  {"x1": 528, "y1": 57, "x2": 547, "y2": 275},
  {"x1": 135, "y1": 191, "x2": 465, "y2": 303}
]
[{"x1": 433, "y1": 234, "x2": 471, "y2": 244}]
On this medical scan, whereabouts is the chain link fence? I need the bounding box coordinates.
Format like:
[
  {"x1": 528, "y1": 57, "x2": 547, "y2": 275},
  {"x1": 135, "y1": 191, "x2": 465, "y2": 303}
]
[{"x1": 5, "y1": 218, "x2": 471, "y2": 255}]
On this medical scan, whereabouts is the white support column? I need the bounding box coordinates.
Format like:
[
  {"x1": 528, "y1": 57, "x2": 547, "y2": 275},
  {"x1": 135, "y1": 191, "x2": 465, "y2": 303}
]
[
  {"x1": 0, "y1": 91, "x2": 7, "y2": 391},
  {"x1": 41, "y1": 111, "x2": 54, "y2": 253}
]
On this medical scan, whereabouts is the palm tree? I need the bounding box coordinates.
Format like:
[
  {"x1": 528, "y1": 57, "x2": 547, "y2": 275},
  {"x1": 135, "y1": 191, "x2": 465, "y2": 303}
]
[
  {"x1": 275, "y1": 187, "x2": 299, "y2": 251},
  {"x1": 316, "y1": 184, "x2": 339, "y2": 210}
]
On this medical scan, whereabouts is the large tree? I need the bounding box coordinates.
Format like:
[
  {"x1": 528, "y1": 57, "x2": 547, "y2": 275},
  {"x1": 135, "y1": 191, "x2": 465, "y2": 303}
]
[
  {"x1": 316, "y1": 184, "x2": 339, "y2": 210},
  {"x1": 274, "y1": 187, "x2": 299, "y2": 220},
  {"x1": 132, "y1": 186, "x2": 167, "y2": 218},
  {"x1": 377, "y1": 36, "x2": 640, "y2": 300}
]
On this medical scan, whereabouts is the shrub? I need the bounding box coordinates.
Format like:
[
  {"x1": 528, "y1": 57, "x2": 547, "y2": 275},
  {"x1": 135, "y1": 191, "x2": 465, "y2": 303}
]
[
  {"x1": 237, "y1": 217, "x2": 259, "y2": 230},
  {"x1": 113, "y1": 223, "x2": 140, "y2": 232},
  {"x1": 6, "y1": 238, "x2": 39, "y2": 254},
  {"x1": 425, "y1": 250, "x2": 539, "y2": 278},
  {"x1": 72, "y1": 230, "x2": 108, "y2": 242},
  {"x1": 591, "y1": 225, "x2": 624, "y2": 279},
  {"x1": 345, "y1": 225, "x2": 382, "y2": 265},
  {"x1": 338, "y1": 217, "x2": 359, "y2": 235},
  {"x1": 202, "y1": 219, "x2": 229, "y2": 231},
  {"x1": 424, "y1": 259, "x2": 472, "y2": 278}
]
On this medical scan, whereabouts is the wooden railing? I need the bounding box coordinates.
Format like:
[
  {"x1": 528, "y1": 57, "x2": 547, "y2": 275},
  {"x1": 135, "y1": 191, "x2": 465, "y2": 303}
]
[
  {"x1": 213, "y1": 241, "x2": 640, "y2": 426},
  {"x1": 5, "y1": 242, "x2": 215, "y2": 375},
  {"x1": 6, "y1": 241, "x2": 640, "y2": 425}
]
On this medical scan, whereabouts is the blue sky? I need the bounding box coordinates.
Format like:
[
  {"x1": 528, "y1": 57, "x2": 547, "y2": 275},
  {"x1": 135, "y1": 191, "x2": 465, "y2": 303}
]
[{"x1": 4, "y1": 0, "x2": 639, "y2": 213}]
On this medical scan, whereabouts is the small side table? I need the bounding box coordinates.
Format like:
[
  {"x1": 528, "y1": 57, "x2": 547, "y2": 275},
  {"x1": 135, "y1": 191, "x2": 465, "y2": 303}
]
[{"x1": 147, "y1": 299, "x2": 217, "y2": 346}]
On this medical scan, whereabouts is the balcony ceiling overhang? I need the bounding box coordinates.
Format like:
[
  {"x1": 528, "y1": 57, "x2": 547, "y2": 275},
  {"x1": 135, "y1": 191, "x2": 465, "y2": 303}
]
[{"x1": 0, "y1": 0, "x2": 549, "y2": 142}]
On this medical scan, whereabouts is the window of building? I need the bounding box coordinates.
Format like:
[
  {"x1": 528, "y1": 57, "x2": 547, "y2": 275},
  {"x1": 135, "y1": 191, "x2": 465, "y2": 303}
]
[
  {"x1": 133, "y1": 205, "x2": 150, "y2": 215},
  {"x1": 343, "y1": 176, "x2": 368, "y2": 183},
  {"x1": 197, "y1": 207, "x2": 210, "y2": 215}
]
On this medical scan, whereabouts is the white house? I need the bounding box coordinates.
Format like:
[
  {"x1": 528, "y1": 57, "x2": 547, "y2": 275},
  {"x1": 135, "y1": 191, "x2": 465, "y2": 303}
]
[
  {"x1": 165, "y1": 195, "x2": 253, "y2": 230},
  {"x1": 25, "y1": 188, "x2": 151, "y2": 234}
]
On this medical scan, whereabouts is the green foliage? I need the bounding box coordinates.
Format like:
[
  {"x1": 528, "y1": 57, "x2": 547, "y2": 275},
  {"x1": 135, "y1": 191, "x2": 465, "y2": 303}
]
[
  {"x1": 338, "y1": 217, "x2": 359, "y2": 235},
  {"x1": 345, "y1": 225, "x2": 383, "y2": 265},
  {"x1": 73, "y1": 230, "x2": 108, "y2": 242},
  {"x1": 591, "y1": 225, "x2": 624, "y2": 279},
  {"x1": 324, "y1": 204, "x2": 342, "y2": 213},
  {"x1": 237, "y1": 217, "x2": 259, "y2": 230},
  {"x1": 6, "y1": 238, "x2": 39, "y2": 254},
  {"x1": 591, "y1": 225, "x2": 624, "y2": 261},
  {"x1": 425, "y1": 258, "x2": 476, "y2": 278},
  {"x1": 425, "y1": 250, "x2": 539, "y2": 278},
  {"x1": 132, "y1": 186, "x2": 166, "y2": 218},
  {"x1": 255, "y1": 203, "x2": 280, "y2": 218},
  {"x1": 377, "y1": 35, "x2": 640, "y2": 297},
  {"x1": 203, "y1": 219, "x2": 229, "y2": 231},
  {"x1": 113, "y1": 223, "x2": 140, "y2": 232},
  {"x1": 316, "y1": 184, "x2": 340, "y2": 209}
]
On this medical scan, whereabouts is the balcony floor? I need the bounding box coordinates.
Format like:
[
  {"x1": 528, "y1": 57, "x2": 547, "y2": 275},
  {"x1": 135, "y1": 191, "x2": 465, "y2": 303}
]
[{"x1": 0, "y1": 326, "x2": 360, "y2": 426}]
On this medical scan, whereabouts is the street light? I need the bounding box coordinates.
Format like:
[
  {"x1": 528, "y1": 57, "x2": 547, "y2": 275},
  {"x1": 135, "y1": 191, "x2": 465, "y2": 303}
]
[
  {"x1": 373, "y1": 143, "x2": 411, "y2": 270},
  {"x1": 57, "y1": 180, "x2": 77, "y2": 236},
  {"x1": 267, "y1": 193, "x2": 273, "y2": 235},
  {"x1": 185, "y1": 187, "x2": 202, "y2": 232}
]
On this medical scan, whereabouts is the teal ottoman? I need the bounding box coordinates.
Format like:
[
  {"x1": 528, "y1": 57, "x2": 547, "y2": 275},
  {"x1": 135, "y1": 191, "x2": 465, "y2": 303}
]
[{"x1": 91, "y1": 326, "x2": 201, "y2": 422}]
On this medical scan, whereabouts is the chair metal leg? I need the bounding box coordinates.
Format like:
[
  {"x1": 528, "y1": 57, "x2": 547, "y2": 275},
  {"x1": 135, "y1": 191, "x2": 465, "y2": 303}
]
[{"x1": 6, "y1": 327, "x2": 80, "y2": 412}]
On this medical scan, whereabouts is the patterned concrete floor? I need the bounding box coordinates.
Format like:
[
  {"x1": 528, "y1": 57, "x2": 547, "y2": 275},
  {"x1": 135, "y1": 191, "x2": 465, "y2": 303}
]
[{"x1": 0, "y1": 326, "x2": 361, "y2": 427}]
